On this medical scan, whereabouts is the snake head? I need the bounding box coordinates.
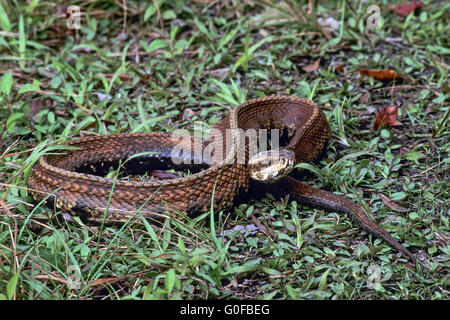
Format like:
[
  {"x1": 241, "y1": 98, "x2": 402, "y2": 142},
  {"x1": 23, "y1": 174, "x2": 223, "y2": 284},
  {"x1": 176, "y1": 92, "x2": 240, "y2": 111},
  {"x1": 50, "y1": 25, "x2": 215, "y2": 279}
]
[{"x1": 248, "y1": 149, "x2": 295, "y2": 183}]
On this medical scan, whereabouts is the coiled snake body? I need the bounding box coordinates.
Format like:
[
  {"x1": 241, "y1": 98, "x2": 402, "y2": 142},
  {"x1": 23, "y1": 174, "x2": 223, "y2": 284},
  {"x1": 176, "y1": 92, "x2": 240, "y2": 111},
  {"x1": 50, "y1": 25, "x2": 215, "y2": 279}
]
[{"x1": 28, "y1": 96, "x2": 415, "y2": 263}]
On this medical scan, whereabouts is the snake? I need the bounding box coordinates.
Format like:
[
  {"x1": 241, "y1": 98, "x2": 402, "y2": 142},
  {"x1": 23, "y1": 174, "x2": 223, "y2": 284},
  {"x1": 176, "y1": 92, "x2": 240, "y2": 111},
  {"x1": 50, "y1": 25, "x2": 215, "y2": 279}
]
[{"x1": 27, "y1": 96, "x2": 415, "y2": 263}]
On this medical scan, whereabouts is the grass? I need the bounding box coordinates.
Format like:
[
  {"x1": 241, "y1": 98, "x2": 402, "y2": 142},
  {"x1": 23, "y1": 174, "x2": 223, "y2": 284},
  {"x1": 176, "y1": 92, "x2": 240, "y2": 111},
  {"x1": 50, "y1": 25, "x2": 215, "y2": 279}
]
[{"x1": 0, "y1": 0, "x2": 448, "y2": 300}]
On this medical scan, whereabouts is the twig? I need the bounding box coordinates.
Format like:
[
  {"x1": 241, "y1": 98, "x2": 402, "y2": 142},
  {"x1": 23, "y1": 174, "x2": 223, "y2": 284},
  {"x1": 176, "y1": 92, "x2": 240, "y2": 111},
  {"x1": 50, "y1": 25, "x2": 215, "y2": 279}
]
[
  {"x1": 0, "y1": 31, "x2": 18, "y2": 37},
  {"x1": 372, "y1": 84, "x2": 440, "y2": 97},
  {"x1": 372, "y1": 85, "x2": 439, "y2": 91},
  {"x1": 122, "y1": 0, "x2": 127, "y2": 34}
]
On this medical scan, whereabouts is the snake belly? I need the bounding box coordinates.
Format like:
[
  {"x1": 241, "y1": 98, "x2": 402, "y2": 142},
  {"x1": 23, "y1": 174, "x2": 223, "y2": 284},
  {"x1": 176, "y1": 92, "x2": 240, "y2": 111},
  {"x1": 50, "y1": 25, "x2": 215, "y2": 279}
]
[{"x1": 27, "y1": 96, "x2": 415, "y2": 263}]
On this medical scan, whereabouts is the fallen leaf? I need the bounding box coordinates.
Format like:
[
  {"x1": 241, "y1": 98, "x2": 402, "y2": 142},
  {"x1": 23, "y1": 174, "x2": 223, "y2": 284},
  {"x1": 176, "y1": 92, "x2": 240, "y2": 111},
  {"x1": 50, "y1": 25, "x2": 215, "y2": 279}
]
[
  {"x1": 91, "y1": 277, "x2": 120, "y2": 286},
  {"x1": 302, "y1": 58, "x2": 321, "y2": 72},
  {"x1": 379, "y1": 193, "x2": 408, "y2": 212},
  {"x1": 389, "y1": 1, "x2": 425, "y2": 17},
  {"x1": 373, "y1": 105, "x2": 402, "y2": 129},
  {"x1": 330, "y1": 64, "x2": 344, "y2": 72},
  {"x1": 359, "y1": 69, "x2": 407, "y2": 82}
]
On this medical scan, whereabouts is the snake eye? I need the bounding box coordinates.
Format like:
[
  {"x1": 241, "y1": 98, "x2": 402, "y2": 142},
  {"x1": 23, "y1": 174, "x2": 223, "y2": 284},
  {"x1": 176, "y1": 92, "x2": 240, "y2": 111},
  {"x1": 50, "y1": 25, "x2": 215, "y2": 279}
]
[{"x1": 248, "y1": 149, "x2": 295, "y2": 183}]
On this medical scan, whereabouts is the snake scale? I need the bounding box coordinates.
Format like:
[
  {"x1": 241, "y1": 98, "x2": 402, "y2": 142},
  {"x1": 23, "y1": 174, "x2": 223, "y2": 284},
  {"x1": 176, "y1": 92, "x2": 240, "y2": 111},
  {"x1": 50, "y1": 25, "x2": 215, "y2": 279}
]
[{"x1": 28, "y1": 96, "x2": 415, "y2": 263}]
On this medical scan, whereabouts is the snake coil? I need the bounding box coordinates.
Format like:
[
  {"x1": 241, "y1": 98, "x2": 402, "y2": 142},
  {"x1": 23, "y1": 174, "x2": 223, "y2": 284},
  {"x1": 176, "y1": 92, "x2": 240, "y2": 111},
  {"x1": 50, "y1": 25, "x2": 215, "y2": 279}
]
[{"x1": 28, "y1": 96, "x2": 415, "y2": 263}]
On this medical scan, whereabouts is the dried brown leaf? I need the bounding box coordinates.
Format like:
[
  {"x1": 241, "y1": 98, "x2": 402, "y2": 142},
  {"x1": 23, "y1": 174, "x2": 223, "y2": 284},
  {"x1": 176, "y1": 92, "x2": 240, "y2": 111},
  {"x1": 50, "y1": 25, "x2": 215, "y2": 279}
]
[
  {"x1": 359, "y1": 69, "x2": 407, "y2": 82},
  {"x1": 379, "y1": 193, "x2": 408, "y2": 212},
  {"x1": 373, "y1": 105, "x2": 402, "y2": 129},
  {"x1": 389, "y1": 1, "x2": 425, "y2": 17},
  {"x1": 302, "y1": 58, "x2": 321, "y2": 73},
  {"x1": 331, "y1": 64, "x2": 344, "y2": 72}
]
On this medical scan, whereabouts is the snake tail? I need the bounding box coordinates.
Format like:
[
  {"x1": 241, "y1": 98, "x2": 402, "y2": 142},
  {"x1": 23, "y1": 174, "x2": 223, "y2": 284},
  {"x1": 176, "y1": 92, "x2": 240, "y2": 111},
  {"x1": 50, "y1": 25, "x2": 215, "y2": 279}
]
[{"x1": 284, "y1": 176, "x2": 416, "y2": 264}]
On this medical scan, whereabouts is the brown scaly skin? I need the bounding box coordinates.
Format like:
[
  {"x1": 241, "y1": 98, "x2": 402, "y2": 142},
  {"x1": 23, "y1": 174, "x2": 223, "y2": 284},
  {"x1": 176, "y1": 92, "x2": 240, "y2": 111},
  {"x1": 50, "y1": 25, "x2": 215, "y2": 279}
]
[
  {"x1": 27, "y1": 96, "x2": 415, "y2": 264},
  {"x1": 283, "y1": 177, "x2": 415, "y2": 263}
]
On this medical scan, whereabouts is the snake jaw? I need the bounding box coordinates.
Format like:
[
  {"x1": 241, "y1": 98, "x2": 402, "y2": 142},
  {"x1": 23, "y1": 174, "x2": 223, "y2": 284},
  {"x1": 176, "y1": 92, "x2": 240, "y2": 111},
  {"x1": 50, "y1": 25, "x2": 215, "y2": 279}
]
[{"x1": 248, "y1": 149, "x2": 295, "y2": 183}]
